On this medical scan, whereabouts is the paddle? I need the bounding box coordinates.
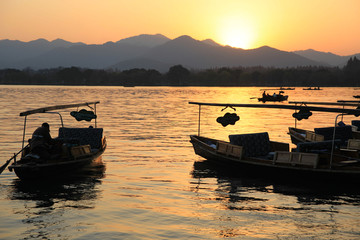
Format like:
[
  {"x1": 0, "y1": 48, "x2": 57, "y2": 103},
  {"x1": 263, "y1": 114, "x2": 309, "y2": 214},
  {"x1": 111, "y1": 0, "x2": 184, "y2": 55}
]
[
  {"x1": 250, "y1": 97, "x2": 258, "y2": 99},
  {"x1": 0, "y1": 144, "x2": 29, "y2": 174}
]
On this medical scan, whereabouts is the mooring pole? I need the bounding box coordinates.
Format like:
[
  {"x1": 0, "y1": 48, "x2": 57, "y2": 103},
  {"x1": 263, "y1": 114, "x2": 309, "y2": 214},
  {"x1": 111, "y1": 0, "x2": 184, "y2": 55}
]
[
  {"x1": 198, "y1": 105, "x2": 201, "y2": 136},
  {"x1": 21, "y1": 116, "x2": 27, "y2": 149},
  {"x1": 330, "y1": 114, "x2": 343, "y2": 169}
]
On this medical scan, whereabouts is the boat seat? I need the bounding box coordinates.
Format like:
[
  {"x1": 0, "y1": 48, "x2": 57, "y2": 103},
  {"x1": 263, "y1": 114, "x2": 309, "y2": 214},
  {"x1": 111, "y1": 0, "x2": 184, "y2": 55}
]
[
  {"x1": 229, "y1": 132, "x2": 271, "y2": 157},
  {"x1": 314, "y1": 126, "x2": 352, "y2": 144},
  {"x1": 296, "y1": 139, "x2": 341, "y2": 153},
  {"x1": 58, "y1": 127, "x2": 103, "y2": 149},
  {"x1": 273, "y1": 152, "x2": 319, "y2": 168},
  {"x1": 352, "y1": 120, "x2": 360, "y2": 130}
]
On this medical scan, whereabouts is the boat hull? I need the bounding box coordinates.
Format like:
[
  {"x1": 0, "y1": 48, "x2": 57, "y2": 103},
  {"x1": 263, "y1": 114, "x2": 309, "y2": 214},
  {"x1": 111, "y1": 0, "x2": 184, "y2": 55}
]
[
  {"x1": 288, "y1": 127, "x2": 308, "y2": 144},
  {"x1": 9, "y1": 150, "x2": 105, "y2": 180},
  {"x1": 190, "y1": 135, "x2": 360, "y2": 182},
  {"x1": 258, "y1": 95, "x2": 288, "y2": 102}
]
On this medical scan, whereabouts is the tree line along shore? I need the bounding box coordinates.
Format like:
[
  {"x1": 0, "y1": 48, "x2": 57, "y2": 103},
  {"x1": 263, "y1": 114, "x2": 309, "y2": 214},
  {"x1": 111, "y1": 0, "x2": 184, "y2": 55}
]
[{"x1": 1, "y1": 57, "x2": 359, "y2": 87}]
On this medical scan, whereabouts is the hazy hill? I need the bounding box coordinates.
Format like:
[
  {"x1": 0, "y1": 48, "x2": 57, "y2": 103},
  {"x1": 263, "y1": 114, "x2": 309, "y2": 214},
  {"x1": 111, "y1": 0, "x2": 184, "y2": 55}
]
[
  {"x1": 0, "y1": 35, "x2": 169, "y2": 69},
  {"x1": 13, "y1": 42, "x2": 151, "y2": 69},
  {"x1": 201, "y1": 39, "x2": 223, "y2": 47},
  {"x1": 0, "y1": 38, "x2": 84, "y2": 67},
  {"x1": 113, "y1": 35, "x2": 324, "y2": 71},
  {"x1": 116, "y1": 34, "x2": 170, "y2": 47},
  {"x1": 110, "y1": 58, "x2": 172, "y2": 73},
  {"x1": 293, "y1": 49, "x2": 352, "y2": 66},
  {"x1": 1, "y1": 34, "x2": 359, "y2": 71}
]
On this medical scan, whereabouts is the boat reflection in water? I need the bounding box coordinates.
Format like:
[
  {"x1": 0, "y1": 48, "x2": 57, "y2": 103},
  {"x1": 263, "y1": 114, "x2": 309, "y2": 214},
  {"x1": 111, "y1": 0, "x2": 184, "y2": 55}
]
[
  {"x1": 7, "y1": 159, "x2": 105, "y2": 240},
  {"x1": 190, "y1": 159, "x2": 360, "y2": 239},
  {"x1": 192, "y1": 159, "x2": 360, "y2": 203}
]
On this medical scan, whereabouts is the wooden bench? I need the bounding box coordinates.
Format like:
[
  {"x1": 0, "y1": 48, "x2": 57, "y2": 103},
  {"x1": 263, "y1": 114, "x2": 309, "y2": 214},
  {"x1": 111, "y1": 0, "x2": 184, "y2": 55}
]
[
  {"x1": 273, "y1": 151, "x2": 319, "y2": 168},
  {"x1": 216, "y1": 141, "x2": 243, "y2": 159}
]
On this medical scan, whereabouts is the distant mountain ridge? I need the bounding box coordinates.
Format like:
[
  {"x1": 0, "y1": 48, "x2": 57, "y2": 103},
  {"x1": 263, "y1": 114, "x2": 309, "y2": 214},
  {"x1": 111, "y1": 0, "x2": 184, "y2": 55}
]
[
  {"x1": 1, "y1": 34, "x2": 359, "y2": 72},
  {"x1": 293, "y1": 49, "x2": 357, "y2": 67},
  {"x1": 115, "y1": 34, "x2": 170, "y2": 47}
]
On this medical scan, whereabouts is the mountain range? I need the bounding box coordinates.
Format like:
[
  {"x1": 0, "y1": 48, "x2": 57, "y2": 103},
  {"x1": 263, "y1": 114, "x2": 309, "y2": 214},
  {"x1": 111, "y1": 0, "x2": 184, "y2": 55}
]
[{"x1": 1, "y1": 34, "x2": 359, "y2": 72}]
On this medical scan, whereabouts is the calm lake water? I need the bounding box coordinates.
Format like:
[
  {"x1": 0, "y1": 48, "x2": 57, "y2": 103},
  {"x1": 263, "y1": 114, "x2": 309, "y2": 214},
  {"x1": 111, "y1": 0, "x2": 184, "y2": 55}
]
[{"x1": 1, "y1": 86, "x2": 360, "y2": 239}]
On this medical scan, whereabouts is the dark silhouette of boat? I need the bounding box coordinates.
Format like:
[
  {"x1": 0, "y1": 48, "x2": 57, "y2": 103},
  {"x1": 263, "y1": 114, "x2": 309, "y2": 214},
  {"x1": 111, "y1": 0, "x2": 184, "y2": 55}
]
[
  {"x1": 303, "y1": 87, "x2": 322, "y2": 90},
  {"x1": 189, "y1": 101, "x2": 360, "y2": 183},
  {"x1": 287, "y1": 101, "x2": 360, "y2": 146},
  {"x1": 5, "y1": 102, "x2": 107, "y2": 181},
  {"x1": 258, "y1": 91, "x2": 288, "y2": 102}
]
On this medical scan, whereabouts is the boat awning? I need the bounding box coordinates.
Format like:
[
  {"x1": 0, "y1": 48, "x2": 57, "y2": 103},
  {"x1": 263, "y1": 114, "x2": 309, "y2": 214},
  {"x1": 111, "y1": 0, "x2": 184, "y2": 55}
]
[
  {"x1": 20, "y1": 101, "x2": 100, "y2": 117},
  {"x1": 189, "y1": 102, "x2": 360, "y2": 116},
  {"x1": 289, "y1": 101, "x2": 360, "y2": 107}
]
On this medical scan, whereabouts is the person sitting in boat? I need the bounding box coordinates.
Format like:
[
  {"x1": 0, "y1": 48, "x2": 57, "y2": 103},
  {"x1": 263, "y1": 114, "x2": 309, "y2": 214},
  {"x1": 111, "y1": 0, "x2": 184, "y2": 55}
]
[
  {"x1": 273, "y1": 92, "x2": 277, "y2": 97},
  {"x1": 29, "y1": 122, "x2": 54, "y2": 160}
]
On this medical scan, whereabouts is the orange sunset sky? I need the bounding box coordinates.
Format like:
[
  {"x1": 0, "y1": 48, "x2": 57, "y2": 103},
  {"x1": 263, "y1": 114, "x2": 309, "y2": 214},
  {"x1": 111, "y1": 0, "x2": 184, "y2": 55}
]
[{"x1": 1, "y1": 0, "x2": 360, "y2": 55}]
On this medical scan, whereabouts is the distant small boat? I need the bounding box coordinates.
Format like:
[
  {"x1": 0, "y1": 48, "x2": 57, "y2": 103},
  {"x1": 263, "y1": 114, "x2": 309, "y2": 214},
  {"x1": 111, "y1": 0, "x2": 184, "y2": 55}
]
[
  {"x1": 353, "y1": 95, "x2": 360, "y2": 98},
  {"x1": 303, "y1": 87, "x2": 322, "y2": 90},
  {"x1": 258, "y1": 91, "x2": 288, "y2": 103},
  {"x1": 260, "y1": 87, "x2": 295, "y2": 91}
]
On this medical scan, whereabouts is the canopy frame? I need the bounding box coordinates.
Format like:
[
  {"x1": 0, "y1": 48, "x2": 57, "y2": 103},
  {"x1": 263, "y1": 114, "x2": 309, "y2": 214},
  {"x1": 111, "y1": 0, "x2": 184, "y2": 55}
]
[{"x1": 20, "y1": 101, "x2": 100, "y2": 149}]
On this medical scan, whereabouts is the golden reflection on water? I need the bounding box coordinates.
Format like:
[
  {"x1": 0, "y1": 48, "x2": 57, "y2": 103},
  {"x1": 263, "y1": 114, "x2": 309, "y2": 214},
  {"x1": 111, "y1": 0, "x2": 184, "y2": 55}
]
[
  {"x1": 194, "y1": 87, "x2": 358, "y2": 146},
  {"x1": 1, "y1": 86, "x2": 360, "y2": 239}
]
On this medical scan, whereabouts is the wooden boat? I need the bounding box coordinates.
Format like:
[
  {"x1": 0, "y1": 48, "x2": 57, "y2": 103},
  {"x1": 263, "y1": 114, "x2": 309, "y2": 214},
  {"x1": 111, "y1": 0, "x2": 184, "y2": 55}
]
[
  {"x1": 303, "y1": 87, "x2": 322, "y2": 90},
  {"x1": 189, "y1": 102, "x2": 360, "y2": 182},
  {"x1": 288, "y1": 127, "x2": 319, "y2": 145},
  {"x1": 280, "y1": 87, "x2": 295, "y2": 90},
  {"x1": 7, "y1": 101, "x2": 107, "y2": 180},
  {"x1": 260, "y1": 87, "x2": 295, "y2": 91},
  {"x1": 287, "y1": 101, "x2": 360, "y2": 145},
  {"x1": 258, "y1": 92, "x2": 288, "y2": 103}
]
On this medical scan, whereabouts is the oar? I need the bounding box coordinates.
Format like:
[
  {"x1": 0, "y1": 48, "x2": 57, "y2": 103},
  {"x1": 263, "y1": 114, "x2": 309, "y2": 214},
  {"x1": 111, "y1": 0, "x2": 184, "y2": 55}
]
[
  {"x1": 0, "y1": 144, "x2": 29, "y2": 174},
  {"x1": 250, "y1": 97, "x2": 258, "y2": 99}
]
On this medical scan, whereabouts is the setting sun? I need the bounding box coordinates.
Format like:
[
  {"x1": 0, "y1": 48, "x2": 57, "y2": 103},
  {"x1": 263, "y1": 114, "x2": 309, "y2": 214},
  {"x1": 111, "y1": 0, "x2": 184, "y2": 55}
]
[
  {"x1": 218, "y1": 16, "x2": 256, "y2": 49},
  {"x1": 1, "y1": 0, "x2": 360, "y2": 55}
]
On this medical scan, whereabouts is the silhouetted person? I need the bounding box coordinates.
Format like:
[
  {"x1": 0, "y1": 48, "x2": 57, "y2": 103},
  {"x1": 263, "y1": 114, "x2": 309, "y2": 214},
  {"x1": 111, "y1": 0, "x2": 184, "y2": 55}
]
[{"x1": 30, "y1": 122, "x2": 53, "y2": 160}]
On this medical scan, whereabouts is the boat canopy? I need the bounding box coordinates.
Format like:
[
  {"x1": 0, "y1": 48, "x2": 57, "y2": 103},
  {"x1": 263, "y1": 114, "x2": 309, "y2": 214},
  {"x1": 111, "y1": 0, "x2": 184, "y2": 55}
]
[
  {"x1": 20, "y1": 101, "x2": 100, "y2": 116},
  {"x1": 289, "y1": 101, "x2": 360, "y2": 107},
  {"x1": 19, "y1": 101, "x2": 100, "y2": 149},
  {"x1": 189, "y1": 102, "x2": 360, "y2": 115}
]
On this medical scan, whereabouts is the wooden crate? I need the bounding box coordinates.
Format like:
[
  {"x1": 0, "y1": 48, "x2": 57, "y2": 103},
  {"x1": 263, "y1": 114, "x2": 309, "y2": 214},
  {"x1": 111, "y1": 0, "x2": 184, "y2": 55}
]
[
  {"x1": 216, "y1": 141, "x2": 228, "y2": 155},
  {"x1": 305, "y1": 131, "x2": 324, "y2": 142},
  {"x1": 347, "y1": 139, "x2": 360, "y2": 150},
  {"x1": 70, "y1": 145, "x2": 91, "y2": 157},
  {"x1": 216, "y1": 141, "x2": 243, "y2": 159}
]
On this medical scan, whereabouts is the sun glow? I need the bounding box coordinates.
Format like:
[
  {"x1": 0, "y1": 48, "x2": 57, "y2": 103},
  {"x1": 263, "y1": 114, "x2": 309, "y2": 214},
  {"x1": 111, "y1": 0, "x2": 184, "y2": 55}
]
[{"x1": 218, "y1": 16, "x2": 256, "y2": 49}]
